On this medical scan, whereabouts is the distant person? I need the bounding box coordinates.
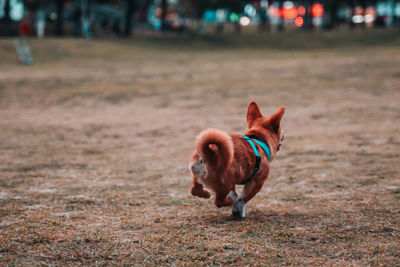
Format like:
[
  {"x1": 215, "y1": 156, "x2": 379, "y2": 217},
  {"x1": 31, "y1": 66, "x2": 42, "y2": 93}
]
[
  {"x1": 36, "y1": 10, "x2": 46, "y2": 38},
  {"x1": 82, "y1": 10, "x2": 92, "y2": 39},
  {"x1": 19, "y1": 18, "x2": 32, "y2": 36}
]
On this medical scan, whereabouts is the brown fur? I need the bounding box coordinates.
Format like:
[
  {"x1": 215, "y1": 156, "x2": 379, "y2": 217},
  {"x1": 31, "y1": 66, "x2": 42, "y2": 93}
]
[{"x1": 189, "y1": 102, "x2": 285, "y2": 216}]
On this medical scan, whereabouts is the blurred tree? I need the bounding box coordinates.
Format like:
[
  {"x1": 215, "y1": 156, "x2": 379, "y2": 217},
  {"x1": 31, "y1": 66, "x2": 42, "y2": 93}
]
[
  {"x1": 304, "y1": 0, "x2": 312, "y2": 31},
  {"x1": 124, "y1": 0, "x2": 135, "y2": 36},
  {"x1": 185, "y1": 0, "x2": 211, "y2": 20},
  {"x1": 55, "y1": 0, "x2": 64, "y2": 36},
  {"x1": 0, "y1": 0, "x2": 11, "y2": 35},
  {"x1": 3, "y1": 0, "x2": 10, "y2": 21},
  {"x1": 160, "y1": 0, "x2": 167, "y2": 31},
  {"x1": 213, "y1": 0, "x2": 241, "y2": 12},
  {"x1": 324, "y1": 0, "x2": 339, "y2": 30}
]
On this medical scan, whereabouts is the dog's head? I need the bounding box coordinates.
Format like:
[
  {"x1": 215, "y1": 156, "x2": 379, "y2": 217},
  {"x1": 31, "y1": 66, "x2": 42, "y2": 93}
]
[{"x1": 245, "y1": 101, "x2": 285, "y2": 152}]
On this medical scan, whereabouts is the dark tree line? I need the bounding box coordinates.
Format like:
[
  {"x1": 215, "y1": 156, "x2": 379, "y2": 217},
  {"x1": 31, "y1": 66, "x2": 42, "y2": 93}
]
[
  {"x1": 0, "y1": 0, "x2": 396, "y2": 37},
  {"x1": 0, "y1": 0, "x2": 135, "y2": 36}
]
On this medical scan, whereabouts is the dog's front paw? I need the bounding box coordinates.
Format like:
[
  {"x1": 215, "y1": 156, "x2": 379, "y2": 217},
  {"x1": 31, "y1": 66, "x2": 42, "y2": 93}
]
[
  {"x1": 232, "y1": 200, "x2": 246, "y2": 218},
  {"x1": 231, "y1": 208, "x2": 241, "y2": 218}
]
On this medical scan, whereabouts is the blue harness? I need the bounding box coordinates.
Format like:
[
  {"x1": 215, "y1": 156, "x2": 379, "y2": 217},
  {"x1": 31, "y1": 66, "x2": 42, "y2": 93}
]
[{"x1": 238, "y1": 134, "x2": 271, "y2": 185}]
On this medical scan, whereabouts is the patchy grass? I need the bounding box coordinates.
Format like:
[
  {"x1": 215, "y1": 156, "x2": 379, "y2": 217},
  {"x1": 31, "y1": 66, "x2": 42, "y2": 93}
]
[{"x1": 0, "y1": 31, "x2": 399, "y2": 265}]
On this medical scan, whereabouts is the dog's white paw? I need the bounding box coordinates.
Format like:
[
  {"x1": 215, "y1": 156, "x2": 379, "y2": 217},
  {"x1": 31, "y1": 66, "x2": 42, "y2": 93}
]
[{"x1": 232, "y1": 199, "x2": 246, "y2": 218}]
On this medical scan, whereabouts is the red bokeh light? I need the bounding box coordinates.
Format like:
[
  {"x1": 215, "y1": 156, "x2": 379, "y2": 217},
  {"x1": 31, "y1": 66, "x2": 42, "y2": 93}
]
[
  {"x1": 281, "y1": 6, "x2": 297, "y2": 19},
  {"x1": 295, "y1": 16, "x2": 304, "y2": 27},
  {"x1": 311, "y1": 3, "x2": 323, "y2": 17},
  {"x1": 297, "y1": 5, "x2": 306, "y2": 17}
]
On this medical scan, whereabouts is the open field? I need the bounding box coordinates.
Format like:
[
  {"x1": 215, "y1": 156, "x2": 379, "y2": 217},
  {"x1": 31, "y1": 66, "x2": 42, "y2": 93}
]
[{"x1": 0, "y1": 30, "x2": 400, "y2": 265}]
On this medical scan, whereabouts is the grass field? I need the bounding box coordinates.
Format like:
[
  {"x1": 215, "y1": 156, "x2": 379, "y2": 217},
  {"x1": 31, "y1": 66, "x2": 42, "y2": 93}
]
[{"x1": 1, "y1": 29, "x2": 400, "y2": 265}]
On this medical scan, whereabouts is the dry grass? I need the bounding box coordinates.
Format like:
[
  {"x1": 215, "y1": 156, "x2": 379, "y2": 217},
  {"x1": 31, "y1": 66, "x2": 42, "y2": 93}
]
[{"x1": 0, "y1": 30, "x2": 400, "y2": 265}]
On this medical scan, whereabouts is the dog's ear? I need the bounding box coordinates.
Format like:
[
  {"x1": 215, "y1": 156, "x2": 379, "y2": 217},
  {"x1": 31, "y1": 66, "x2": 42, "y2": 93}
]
[
  {"x1": 270, "y1": 106, "x2": 285, "y2": 132},
  {"x1": 246, "y1": 101, "x2": 262, "y2": 128}
]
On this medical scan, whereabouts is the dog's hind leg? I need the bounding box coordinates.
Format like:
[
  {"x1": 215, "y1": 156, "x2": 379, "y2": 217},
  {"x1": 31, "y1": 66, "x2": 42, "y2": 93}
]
[
  {"x1": 190, "y1": 178, "x2": 211, "y2": 199},
  {"x1": 241, "y1": 176, "x2": 266, "y2": 203},
  {"x1": 215, "y1": 188, "x2": 235, "y2": 208}
]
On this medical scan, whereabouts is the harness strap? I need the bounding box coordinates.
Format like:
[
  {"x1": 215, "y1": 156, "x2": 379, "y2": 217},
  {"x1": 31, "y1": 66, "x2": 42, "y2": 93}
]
[
  {"x1": 252, "y1": 138, "x2": 271, "y2": 161},
  {"x1": 238, "y1": 134, "x2": 271, "y2": 185}
]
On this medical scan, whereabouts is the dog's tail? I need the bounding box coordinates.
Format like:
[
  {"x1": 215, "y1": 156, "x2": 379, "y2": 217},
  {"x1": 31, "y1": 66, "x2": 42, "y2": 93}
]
[{"x1": 196, "y1": 128, "x2": 234, "y2": 175}]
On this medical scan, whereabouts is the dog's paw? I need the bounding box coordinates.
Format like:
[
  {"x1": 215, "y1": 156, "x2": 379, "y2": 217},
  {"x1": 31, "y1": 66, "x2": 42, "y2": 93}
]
[
  {"x1": 199, "y1": 190, "x2": 211, "y2": 199},
  {"x1": 191, "y1": 187, "x2": 211, "y2": 199},
  {"x1": 231, "y1": 209, "x2": 242, "y2": 218},
  {"x1": 232, "y1": 200, "x2": 246, "y2": 218}
]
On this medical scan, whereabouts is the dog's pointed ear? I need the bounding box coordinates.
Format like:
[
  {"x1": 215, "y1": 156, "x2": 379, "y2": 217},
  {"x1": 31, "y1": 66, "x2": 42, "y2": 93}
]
[
  {"x1": 270, "y1": 106, "x2": 285, "y2": 132},
  {"x1": 246, "y1": 101, "x2": 262, "y2": 128}
]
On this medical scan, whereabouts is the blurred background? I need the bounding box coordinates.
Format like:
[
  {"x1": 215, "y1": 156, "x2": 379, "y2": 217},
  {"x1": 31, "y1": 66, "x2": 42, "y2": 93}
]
[{"x1": 0, "y1": 0, "x2": 399, "y2": 38}]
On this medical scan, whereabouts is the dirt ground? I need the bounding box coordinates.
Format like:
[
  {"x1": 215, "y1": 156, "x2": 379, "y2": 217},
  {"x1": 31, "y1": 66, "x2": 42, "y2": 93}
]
[{"x1": 0, "y1": 31, "x2": 399, "y2": 265}]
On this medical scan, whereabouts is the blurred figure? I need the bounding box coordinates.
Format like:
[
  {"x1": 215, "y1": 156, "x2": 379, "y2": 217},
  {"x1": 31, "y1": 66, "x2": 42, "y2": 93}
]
[
  {"x1": 36, "y1": 10, "x2": 46, "y2": 38},
  {"x1": 364, "y1": 6, "x2": 376, "y2": 28},
  {"x1": 19, "y1": 16, "x2": 32, "y2": 36},
  {"x1": 82, "y1": 10, "x2": 92, "y2": 39},
  {"x1": 14, "y1": 38, "x2": 34, "y2": 65}
]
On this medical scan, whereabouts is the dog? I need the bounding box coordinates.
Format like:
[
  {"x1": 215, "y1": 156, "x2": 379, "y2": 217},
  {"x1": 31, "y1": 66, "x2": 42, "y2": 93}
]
[{"x1": 189, "y1": 101, "x2": 285, "y2": 218}]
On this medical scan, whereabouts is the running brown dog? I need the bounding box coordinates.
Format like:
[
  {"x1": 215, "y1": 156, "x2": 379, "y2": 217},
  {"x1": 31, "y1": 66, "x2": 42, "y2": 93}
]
[{"x1": 189, "y1": 102, "x2": 285, "y2": 218}]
